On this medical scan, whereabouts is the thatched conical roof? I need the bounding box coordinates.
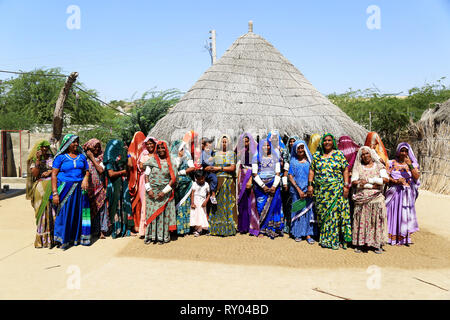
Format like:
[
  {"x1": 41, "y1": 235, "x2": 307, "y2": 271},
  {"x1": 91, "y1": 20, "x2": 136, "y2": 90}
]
[{"x1": 150, "y1": 26, "x2": 368, "y2": 145}]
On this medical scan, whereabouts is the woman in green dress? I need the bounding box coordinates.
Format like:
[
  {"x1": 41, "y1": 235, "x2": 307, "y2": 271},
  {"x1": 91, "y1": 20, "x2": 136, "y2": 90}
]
[
  {"x1": 26, "y1": 140, "x2": 55, "y2": 248},
  {"x1": 144, "y1": 140, "x2": 177, "y2": 244},
  {"x1": 170, "y1": 140, "x2": 196, "y2": 236},
  {"x1": 206, "y1": 134, "x2": 237, "y2": 236},
  {"x1": 307, "y1": 133, "x2": 352, "y2": 250}
]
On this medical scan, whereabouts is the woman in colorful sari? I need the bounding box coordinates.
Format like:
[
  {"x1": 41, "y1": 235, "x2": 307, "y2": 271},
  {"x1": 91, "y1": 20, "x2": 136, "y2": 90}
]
[
  {"x1": 252, "y1": 137, "x2": 284, "y2": 239},
  {"x1": 281, "y1": 135, "x2": 300, "y2": 234},
  {"x1": 236, "y1": 132, "x2": 259, "y2": 235},
  {"x1": 143, "y1": 140, "x2": 177, "y2": 244},
  {"x1": 364, "y1": 132, "x2": 389, "y2": 167},
  {"x1": 207, "y1": 134, "x2": 237, "y2": 236},
  {"x1": 308, "y1": 133, "x2": 321, "y2": 155},
  {"x1": 183, "y1": 130, "x2": 202, "y2": 168},
  {"x1": 170, "y1": 140, "x2": 196, "y2": 236},
  {"x1": 385, "y1": 142, "x2": 420, "y2": 246},
  {"x1": 288, "y1": 140, "x2": 317, "y2": 243},
  {"x1": 83, "y1": 138, "x2": 108, "y2": 239},
  {"x1": 27, "y1": 140, "x2": 55, "y2": 248},
  {"x1": 136, "y1": 136, "x2": 158, "y2": 238},
  {"x1": 307, "y1": 133, "x2": 351, "y2": 250},
  {"x1": 127, "y1": 132, "x2": 146, "y2": 234},
  {"x1": 351, "y1": 146, "x2": 389, "y2": 253},
  {"x1": 50, "y1": 134, "x2": 91, "y2": 250},
  {"x1": 103, "y1": 139, "x2": 134, "y2": 238}
]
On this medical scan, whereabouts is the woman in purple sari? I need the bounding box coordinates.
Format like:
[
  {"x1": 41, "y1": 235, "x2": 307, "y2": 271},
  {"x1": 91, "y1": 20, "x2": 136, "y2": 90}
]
[
  {"x1": 385, "y1": 142, "x2": 420, "y2": 246},
  {"x1": 236, "y1": 133, "x2": 259, "y2": 235}
]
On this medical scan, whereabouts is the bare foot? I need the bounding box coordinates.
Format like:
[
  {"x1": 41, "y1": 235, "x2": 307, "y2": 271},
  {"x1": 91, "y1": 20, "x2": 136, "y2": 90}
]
[
  {"x1": 100, "y1": 233, "x2": 106, "y2": 239},
  {"x1": 258, "y1": 234, "x2": 264, "y2": 238}
]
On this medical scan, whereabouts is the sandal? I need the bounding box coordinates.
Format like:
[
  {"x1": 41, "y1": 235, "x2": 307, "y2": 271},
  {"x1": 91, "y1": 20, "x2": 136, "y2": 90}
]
[
  {"x1": 295, "y1": 237, "x2": 302, "y2": 242},
  {"x1": 374, "y1": 248, "x2": 383, "y2": 254},
  {"x1": 306, "y1": 238, "x2": 315, "y2": 245},
  {"x1": 194, "y1": 231, "x2": 200, "y2": 237},
  {"x1": 354, "y1": 248, "x2": 362, "y2": 253}
]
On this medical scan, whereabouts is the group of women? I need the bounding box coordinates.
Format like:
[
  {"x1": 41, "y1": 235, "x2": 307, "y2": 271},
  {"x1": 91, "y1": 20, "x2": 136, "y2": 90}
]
[{"x1": 26, "y1": 129, "x2": 421, "y2": 253}]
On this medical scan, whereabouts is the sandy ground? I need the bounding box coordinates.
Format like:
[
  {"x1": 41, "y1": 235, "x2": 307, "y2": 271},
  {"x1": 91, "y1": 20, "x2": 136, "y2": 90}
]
[{"x1": 0, "y1": 189, "x2": 449, "y2": 300}]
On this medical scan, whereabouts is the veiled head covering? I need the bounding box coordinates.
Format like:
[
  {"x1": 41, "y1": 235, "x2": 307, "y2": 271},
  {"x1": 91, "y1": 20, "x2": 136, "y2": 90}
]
[
  {"x1": 395, "y1": 142, "x2": 419, "y2": 167},
  {"x1": 254, "y1": 136, "x2": 280, "y2": 164},
  {"x1": 103, "y1": 139, "x2": 127, "y2": 169},
  {"x1": 55, "y1": 134, "x2": 85, "y2": 158},
  {"x1": 267, "y1": 130, "x2": 286, "y2": 154},
  {"x1": 27, "y1": 139, "x2": 52, "y2": 163},
  {"x1": 290, "y1": 139, "x2": 313, "y2": 164},
  {"x1": 83, "y1": 138, "x2": 102, "y2": 154},
  {"x1": 236, "y1": 132, "x2": 257, "y2": 164},
  {"x1": 338, "y1": 135, "x2": 360, "y2": 171},
  {"x1": 308, "y1": 133, "x2": 321, "y2": 155},
  {"x1": 351, "y1": 146, "x2": 383, "y2": 179},
  {"x1": 364, "y1": 132, "x2": 388, "y2": 165},
  {"x1": 170, "y1": 139, "x2": 192, "y2": 168},
  {"x1": 154, "y1": 140, "x2": 176, "y2": 185},
  {"x1": 215, "y1": 134, "x2": 232, "y2": 152},
  {"x1": 317, "y1": 133, "x2": 338, "y2": 155},
  {"x1": 183, "y1": 130, "x2": 201, "y2": 167}
]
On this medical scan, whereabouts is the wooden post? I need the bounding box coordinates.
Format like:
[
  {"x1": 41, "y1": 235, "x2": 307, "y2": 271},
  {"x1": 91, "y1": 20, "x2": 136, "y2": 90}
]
[{"x1": 51, "y1": 72, "x2": 78, "y2": 149}]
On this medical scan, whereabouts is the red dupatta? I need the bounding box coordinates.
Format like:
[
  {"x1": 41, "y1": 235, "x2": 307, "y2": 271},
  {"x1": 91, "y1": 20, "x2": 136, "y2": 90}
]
[
  {"x1": 128, "y1": 131, "x2": 147, "y2": 228},
  {"x1": 145, "y1": 140, "x2": 177, "y2": 229}
]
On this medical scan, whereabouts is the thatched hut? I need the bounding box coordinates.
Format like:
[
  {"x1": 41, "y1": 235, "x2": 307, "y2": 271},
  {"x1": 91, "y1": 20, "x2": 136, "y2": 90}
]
[
  {"x1": 408, "y1": 98, "x2": 450, "y2": 194},
  {"x1": 150, "y1": 22, "x2": 368, "y2": 145}
]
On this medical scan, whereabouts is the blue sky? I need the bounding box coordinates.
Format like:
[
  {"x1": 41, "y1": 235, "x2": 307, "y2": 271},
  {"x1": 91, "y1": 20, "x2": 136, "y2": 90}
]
[{"x1": 1, "y1": 0, "x2": 449, "y2": 102}]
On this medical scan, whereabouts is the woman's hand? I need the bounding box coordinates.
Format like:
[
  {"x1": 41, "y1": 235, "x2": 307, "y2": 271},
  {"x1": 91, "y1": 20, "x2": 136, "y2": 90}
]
[
  {"x1": 404, "y1": 155, "x2": 412, "y2": 166},
  {"x1": 269, "y1": 186, "x2": 276, "y2": 195},
  {"x1": 147, "y1": 190, "x2": 155, "y2": 199},
  {"x1": 343, "y1": 186, "x2": 349, "y2": 199},
  {"x1": 202, "y1": 200, "x2": 208, "y2": 208},
  {"x1": 35, "y1": 150, "x2": 42, "y2": 160},
  {"x1": 358, "y1": 179, "x2": 368, "y2": 187},
  {"x1": 306, "y1": 185, "x2": 313, "y2": 197},
  {"x1": 156, "y1": 192, "x2": 165, "y2": 201},
  {"x1": 85, "y1": 150, "x2": 94, "y2": 160},
  {"x1": 52, "y1": 194, "x2": 59, "y2": 206},
  {"x1": 41, "y1": 170, "x2": 51, "y2": 178},
  {"x1": 263, "y1": 186, "x2": 270, "y2": 194},
  {"x1": 191, "y1": 202, "x2": 196, "y2": 209},
  {"x1": 297, "y1": 187, "x2": 306, "y2": 199},
  {"x1": 81, "y1": 177, "x2": 89, "y2": 191}
]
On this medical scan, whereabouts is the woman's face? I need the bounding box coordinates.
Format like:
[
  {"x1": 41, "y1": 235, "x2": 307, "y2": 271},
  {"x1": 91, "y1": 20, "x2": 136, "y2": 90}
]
[
  {"x1": 178, "y1": 148, "x2": 184, "y2": 158},
  {"x1": 146, "y1": 140, "x2": 156, "y2": 153},
  {"x1": 157, "y1": 144, "x2": 167, "y2": 158},
  {"x1": 296, "y1": 144, "x2": 306, "y2": 159},
  {"x1": 92, "y1": 143, "x2": 101, "y2": 157},
  {"x1": 244, "y1": 137, "x2": 249, "y2": 149},
  {"x1": 289, "y1": 138, "x2": 296, "y2": 149},
  {"x1": 361, "y1": 149, "x2": 372, "y2": 165},
  {"x1": 399, "y1": 147, "x2": 408, "y2": 160},
  {"x1": 323, "y1": 136, "x2": 334, "y2": 152},
  {"x1": 262, "y1": 142, "x2": 271, "y2": 156},
  {"x1": 40, "y1": 146, "x2": 50, "y2": 159},
  {"x1": 222, "y1": 137, "x2": 228, "y2": 151},
  {"x1": 69, "y1": 139, "x2": 79, "y2": 153}
]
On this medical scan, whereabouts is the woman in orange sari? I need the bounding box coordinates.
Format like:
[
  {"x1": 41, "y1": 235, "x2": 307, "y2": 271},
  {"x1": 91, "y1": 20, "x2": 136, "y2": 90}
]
[
  {"x1": 364, "y1": 132, "x2": 389, "y2": 167},
  {"x1": 128, "y1": 132, "x2": 147, "y2": 233}
]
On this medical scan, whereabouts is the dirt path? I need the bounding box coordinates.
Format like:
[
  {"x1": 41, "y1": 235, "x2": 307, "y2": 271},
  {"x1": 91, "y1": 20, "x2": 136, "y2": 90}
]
[{"x1": 0, "y1": 190, "x2": 449, "y2": 300}]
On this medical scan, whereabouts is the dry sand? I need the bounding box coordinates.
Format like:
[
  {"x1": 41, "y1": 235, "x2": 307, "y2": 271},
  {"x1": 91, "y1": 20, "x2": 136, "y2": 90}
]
[{"x1": 0, "y1": 190, "x2": 449, "y2": 300}]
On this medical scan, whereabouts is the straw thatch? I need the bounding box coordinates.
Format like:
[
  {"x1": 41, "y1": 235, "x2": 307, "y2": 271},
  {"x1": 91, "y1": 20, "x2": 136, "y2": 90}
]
[
  {"x1": 150, "y1": 26, "x2": 368, "y2": 145},
  {"x1": 408, "y1": 99, "x2": 450, "y2": 194}
]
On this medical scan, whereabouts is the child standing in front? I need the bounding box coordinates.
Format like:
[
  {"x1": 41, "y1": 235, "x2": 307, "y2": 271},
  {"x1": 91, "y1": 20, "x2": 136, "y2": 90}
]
[{"x1": 190, "y1": 171, "x2": 210, "y2": 237}]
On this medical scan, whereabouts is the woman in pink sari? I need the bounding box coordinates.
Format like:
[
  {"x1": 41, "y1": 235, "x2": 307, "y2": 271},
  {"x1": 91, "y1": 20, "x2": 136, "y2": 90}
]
[{"x1": 137, "y1": 136, "x2": 158, "y2": 238}]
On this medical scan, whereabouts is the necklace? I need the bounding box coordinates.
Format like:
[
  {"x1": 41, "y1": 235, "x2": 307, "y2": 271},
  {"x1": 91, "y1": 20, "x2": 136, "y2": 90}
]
[{"x1": 66, "y1": 154, "x2": 80, "y2": 168}]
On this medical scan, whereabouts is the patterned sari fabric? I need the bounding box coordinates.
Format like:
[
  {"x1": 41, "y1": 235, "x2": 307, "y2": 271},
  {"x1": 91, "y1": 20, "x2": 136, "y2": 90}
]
[
  {"x1": 83, "y1": 139, "x2": 108, "y2": 235},
  {"x1": 128, "y1": 132, "x2": 146, "y2": 231},
  {"x1": 236, "y1": 133, "x2": 259, "y2": 235},
  {"x1": 27, "y1": 140, "x2": 55, "y2": 248},
  {"x1": 385, "y1": 143, "x2": 420, "y2": 245},
  {"x1": 51, "y1": 134, "x2": 91, "y2": 249},
  {"x1": 364, "y1": 132, "x2": 389, "y2": 166},
  {"x1": 308, "y1": 133, "x2": 321, "y2": 155},
  {"x1": 137, "y1": 136, "x2": 158, "y2": 236},
  {"x1": 253, "y1": 138, "x2": 284, "y2": 238},
  {"x1": 104, "y1": 139, "x2": 133, "y2": 239},
  {"x1": 209, "y1": 136, "x2": 237, "y2": 236},
  {"x1": 144, "y1": 140, "x2": 177, "y2": 243},
  {"x1": 170, "y1": 140, "x2": 193, "y2": 235},
  {"x1": 288, "y1": 140, "x2": 318, "y2": 239},
  {"x1": 311, "y1": 133, "x2": 351, "y2": 248},
  {"x1": 351, "y1": 147, "x2": 388, "y2": 248}
]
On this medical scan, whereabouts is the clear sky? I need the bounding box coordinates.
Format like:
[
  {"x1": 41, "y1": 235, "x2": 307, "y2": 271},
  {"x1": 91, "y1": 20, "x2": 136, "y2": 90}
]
[{"x1": 1, "y1": 0, "x2": 449, "y2": 102}]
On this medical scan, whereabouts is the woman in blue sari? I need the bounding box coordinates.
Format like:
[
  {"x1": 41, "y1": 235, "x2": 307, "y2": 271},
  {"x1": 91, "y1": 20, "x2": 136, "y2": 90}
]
[
  {"x1": 252, "y1": 137, "x2": 284, "y2": 239},
  {"x1": 288, "y1": 140, "x2": 317, "y2": 243},
  {"x1": 50, "y1": 134, "x2": 91, "y2": 250}
]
